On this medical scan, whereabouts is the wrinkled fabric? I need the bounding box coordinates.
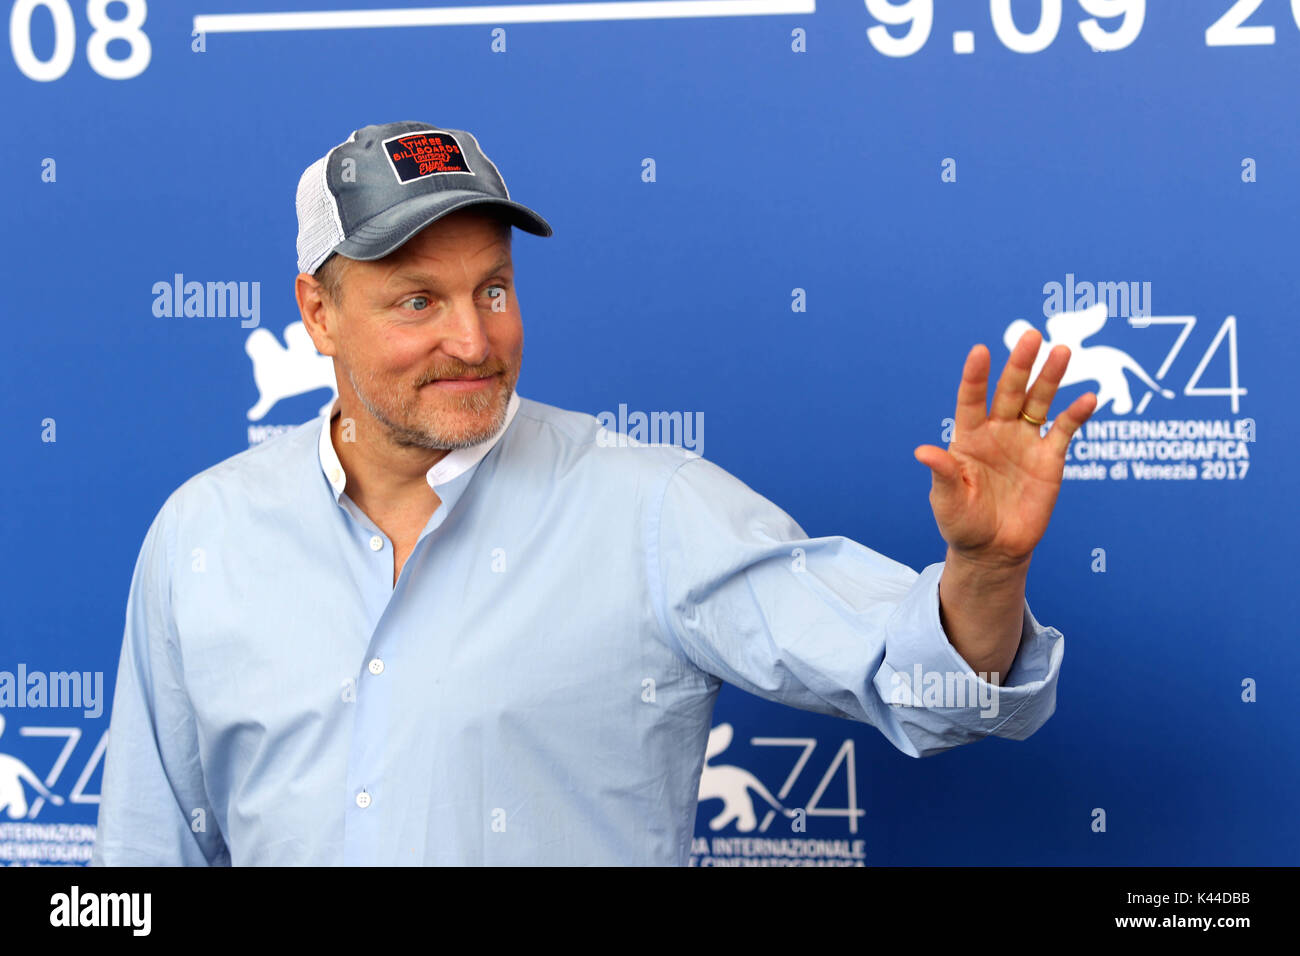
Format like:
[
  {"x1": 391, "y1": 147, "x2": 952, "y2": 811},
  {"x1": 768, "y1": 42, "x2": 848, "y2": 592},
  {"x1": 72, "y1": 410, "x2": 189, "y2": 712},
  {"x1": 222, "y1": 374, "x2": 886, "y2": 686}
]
[{"x1": 92, "y1": 393, "x2": 1063, "y2": 866}]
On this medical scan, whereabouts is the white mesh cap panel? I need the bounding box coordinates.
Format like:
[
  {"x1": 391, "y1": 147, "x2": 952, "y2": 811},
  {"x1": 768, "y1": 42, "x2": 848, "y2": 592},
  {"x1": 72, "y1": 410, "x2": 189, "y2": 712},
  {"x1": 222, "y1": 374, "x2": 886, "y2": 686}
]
[{"x1": 294, "y1": 133, "x2": 354, "y2": 274}]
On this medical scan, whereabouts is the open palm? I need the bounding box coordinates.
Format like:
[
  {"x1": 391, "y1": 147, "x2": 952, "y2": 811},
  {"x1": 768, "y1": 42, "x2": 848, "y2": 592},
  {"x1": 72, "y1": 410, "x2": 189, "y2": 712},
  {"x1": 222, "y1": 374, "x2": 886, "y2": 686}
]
[{"x1": 913, "y1": 328, "x2": 1099, "y2": 568}]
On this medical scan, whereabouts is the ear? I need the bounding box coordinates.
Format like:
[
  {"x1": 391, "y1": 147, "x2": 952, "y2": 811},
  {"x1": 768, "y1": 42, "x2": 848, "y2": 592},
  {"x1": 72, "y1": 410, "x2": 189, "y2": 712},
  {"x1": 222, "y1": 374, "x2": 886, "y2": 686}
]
[{"x1": 295, "y1": 272, "x2": 338, "y2": 357}]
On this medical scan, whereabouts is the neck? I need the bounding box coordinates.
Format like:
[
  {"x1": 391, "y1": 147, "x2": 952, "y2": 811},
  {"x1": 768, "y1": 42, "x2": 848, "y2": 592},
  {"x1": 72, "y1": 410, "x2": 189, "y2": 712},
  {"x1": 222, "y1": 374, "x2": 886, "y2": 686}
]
[{"x1": 331, "y1": 404, "x2": 446, "y2": 512}]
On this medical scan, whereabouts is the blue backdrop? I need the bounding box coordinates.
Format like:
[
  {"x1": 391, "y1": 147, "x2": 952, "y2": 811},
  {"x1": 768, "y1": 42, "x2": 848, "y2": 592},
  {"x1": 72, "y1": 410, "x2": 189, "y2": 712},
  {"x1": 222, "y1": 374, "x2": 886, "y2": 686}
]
[{"x1": 2, "y1": 0, "x2": 1296, "y2": 865}]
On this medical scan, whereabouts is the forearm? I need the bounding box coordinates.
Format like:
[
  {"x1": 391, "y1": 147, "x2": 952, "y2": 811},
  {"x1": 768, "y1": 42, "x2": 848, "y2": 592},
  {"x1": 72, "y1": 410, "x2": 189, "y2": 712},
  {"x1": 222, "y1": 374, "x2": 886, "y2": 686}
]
[{"x1": 936, "y1": 546, "x2": 1030, "y2": 685}]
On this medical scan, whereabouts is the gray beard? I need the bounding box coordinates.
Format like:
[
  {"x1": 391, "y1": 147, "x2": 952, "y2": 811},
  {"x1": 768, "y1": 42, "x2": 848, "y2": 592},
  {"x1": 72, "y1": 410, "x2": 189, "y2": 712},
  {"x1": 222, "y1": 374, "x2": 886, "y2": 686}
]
[{"x1": 347, "y1": 365, "x2": 512, "y2": 451}]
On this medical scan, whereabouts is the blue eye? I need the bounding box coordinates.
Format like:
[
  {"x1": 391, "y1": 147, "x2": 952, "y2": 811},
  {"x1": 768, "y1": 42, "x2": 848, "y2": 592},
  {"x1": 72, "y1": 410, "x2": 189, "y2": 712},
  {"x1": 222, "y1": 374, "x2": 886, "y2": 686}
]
[{"x1": 403, "y1": 296, "x2": 430, "y2": 311}]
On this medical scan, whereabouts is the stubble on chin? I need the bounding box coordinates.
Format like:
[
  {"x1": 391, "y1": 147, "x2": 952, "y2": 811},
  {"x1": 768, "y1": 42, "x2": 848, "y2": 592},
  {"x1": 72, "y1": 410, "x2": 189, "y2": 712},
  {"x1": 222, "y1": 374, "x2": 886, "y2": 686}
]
[{"x1": 348, "y1": 367, "x2": 515, "y2": 451}]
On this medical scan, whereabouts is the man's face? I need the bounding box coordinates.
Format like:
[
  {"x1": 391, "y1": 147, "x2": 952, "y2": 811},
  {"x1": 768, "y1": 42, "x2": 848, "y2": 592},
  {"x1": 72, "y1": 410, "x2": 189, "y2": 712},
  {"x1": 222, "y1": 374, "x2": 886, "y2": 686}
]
[{"x1": 317, "y1": 208, "x2": 521, "y2": 451}]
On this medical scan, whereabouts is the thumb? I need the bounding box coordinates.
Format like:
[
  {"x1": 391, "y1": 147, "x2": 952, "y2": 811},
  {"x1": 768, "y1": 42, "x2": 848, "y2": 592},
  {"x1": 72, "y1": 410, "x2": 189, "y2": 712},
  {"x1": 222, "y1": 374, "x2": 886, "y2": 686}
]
[{"x1": 914, "y1": 444, "x2": 961, "y2": 485}]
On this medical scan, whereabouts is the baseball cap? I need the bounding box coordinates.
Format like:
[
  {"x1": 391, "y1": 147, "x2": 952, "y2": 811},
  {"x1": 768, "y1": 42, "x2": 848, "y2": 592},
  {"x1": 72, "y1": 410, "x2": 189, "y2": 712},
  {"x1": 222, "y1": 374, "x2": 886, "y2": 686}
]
[{"x1": 295, "y1": 121, "x2": 552, "y2": 275}]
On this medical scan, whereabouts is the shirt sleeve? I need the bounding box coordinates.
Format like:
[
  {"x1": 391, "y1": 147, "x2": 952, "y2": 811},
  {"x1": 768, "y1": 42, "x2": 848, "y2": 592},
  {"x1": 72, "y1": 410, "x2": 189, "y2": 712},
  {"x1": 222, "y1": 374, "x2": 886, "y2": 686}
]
[
  {"x1": 649, "y1": 456, "x2": 1064, "y2": 758},
  {"x1": 90, "y1": 497, "x2": 230, "y2": 866}
]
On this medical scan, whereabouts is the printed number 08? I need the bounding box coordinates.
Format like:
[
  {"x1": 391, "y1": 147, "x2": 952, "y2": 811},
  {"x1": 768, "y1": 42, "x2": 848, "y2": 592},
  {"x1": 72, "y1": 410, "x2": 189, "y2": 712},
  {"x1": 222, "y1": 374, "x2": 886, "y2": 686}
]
[{"x1": 10, "y1": 0, "x2": 151, "y2": 81}]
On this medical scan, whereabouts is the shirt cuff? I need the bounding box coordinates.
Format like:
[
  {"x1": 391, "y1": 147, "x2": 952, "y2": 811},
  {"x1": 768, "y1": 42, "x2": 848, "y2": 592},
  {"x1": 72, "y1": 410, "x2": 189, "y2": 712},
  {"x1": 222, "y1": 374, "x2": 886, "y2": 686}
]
[{"x1": 875, "y1": 561, "x2": 1065, "y2": 750}]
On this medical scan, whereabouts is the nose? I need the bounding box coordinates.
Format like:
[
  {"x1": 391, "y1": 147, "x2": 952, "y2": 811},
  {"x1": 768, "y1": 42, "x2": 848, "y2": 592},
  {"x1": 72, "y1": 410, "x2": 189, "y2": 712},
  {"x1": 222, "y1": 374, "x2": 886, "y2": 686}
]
[{"x1": 438, "y1": 295, "x2": 492, "y2": 368}]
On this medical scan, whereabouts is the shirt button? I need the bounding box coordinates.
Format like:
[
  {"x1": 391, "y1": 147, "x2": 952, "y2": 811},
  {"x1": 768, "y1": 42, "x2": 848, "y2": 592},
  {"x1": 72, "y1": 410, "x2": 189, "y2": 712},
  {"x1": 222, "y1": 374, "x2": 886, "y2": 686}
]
[
  {"x1": 368, "y1": 658, "x2": 385, "y2": 676},
  {"x1": 369, "y1": 535, "x2": 384, "y2": 551},
  {"x1": 356, "y1": 790, "x2": 371, "y2": 809}
]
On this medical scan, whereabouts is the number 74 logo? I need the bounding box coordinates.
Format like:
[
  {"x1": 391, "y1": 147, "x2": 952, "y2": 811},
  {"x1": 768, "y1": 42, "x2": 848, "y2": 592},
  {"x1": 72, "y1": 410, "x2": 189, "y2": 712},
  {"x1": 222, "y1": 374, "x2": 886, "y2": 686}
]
[
  {"x1": 699, "y1": 725, "x2": 865, "y2": 834},
  {"x1": 0, "y1": 724, "x2": 105, "y2": 820},
  {"x1": 1128, "y1": 314, "x2": 1246, "y2": 415}
]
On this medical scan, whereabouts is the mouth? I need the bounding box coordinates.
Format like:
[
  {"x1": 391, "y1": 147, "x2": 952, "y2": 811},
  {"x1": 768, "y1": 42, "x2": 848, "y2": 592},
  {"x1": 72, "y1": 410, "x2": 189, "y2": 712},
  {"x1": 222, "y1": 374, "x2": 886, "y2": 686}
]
[{"x1": 420, "y1": 372, "x2": 499, "y2": 393}]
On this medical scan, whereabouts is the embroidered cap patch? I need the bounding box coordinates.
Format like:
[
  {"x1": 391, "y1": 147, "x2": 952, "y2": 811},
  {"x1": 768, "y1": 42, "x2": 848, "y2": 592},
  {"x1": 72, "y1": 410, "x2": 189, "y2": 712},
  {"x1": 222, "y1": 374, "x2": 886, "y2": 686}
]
[{"x1": 382, "y1": 129, "x2": 474, "y2": 184}]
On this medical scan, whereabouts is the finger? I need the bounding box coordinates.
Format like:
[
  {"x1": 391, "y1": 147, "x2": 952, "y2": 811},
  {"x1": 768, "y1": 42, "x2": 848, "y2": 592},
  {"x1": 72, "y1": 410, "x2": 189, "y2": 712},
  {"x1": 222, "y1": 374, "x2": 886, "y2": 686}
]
[
  {"x1": 953, "y1": 345, "x2": 990, "y2": 438},
  {"x1": 990, "y1": 327, "x2": 1043, "y2": 421},
  {"x1": 1020, "y1": 344, "x2": 1071, "y2": 423},
  {"x1": 1045, "y1": 392, "x2": 1098, "y2": 457},
  {"x1": 914, "y1": 444, "x2": 961, "y2": 485}
]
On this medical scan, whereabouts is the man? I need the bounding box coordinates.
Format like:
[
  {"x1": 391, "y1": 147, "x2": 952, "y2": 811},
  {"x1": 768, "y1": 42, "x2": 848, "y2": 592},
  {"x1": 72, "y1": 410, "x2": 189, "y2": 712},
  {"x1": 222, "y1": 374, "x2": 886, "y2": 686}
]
[{"x1": 92, "y1": 122, "x2": 1097, "y2": 866}]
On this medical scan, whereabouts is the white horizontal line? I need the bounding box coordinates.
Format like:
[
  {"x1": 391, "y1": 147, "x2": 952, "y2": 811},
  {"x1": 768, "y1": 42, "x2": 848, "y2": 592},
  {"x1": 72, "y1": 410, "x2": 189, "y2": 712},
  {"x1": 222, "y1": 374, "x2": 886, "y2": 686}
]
[{"x1": 195, "y1": 0, "x2": 815, "y2": 34}]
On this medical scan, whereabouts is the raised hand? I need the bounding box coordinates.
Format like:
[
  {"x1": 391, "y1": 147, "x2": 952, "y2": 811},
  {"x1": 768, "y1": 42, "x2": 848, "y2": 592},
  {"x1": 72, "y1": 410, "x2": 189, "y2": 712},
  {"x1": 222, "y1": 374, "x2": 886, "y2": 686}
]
[{"x1": 913, "y1": 328, "x2": 1098, "y2": 569}]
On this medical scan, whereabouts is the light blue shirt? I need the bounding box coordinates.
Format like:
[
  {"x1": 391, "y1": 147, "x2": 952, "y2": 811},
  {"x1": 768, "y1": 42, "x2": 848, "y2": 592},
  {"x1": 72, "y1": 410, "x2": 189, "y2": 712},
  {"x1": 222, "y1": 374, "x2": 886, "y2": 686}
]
[{"x1": 91, "y1": 392, "x2": 1064, "y2": 866}]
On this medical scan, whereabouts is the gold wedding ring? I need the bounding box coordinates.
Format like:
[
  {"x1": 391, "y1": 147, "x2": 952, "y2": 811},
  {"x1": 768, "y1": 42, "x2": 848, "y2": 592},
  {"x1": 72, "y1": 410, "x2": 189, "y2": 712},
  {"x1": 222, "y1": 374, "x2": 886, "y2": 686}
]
[{"x1": 1018, "y1": 408, "x2": 1047, "y2": 426}]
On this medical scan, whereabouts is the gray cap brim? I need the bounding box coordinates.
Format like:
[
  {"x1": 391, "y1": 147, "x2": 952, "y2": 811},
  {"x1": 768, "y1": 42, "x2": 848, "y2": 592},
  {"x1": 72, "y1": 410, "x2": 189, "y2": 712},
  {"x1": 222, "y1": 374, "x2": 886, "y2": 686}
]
[{"x1": 333, "y1": 191, "x2": 552, "y2": 263}]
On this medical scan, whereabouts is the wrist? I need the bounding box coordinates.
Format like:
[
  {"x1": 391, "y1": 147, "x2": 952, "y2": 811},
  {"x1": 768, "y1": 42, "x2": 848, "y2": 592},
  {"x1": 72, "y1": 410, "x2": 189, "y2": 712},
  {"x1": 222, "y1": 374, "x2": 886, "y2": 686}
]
[{"x1": 945, "y1": 544, "x2": 1032, "y2": 576}]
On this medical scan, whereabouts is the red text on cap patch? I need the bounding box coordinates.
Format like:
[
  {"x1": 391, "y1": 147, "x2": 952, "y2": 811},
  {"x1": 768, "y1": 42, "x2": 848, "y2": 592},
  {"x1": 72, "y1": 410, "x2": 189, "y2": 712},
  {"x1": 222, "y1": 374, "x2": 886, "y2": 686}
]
[{"x1": 382, "y1": 130, "x2": 473, "y2": 184}]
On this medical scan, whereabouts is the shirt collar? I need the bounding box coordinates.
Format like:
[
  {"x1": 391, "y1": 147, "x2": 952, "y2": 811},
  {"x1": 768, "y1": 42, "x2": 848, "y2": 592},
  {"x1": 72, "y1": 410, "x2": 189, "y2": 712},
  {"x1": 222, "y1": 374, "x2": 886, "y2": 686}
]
[{"x1": 318, "y1": 390, "x2": 520, "y2": 501}]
